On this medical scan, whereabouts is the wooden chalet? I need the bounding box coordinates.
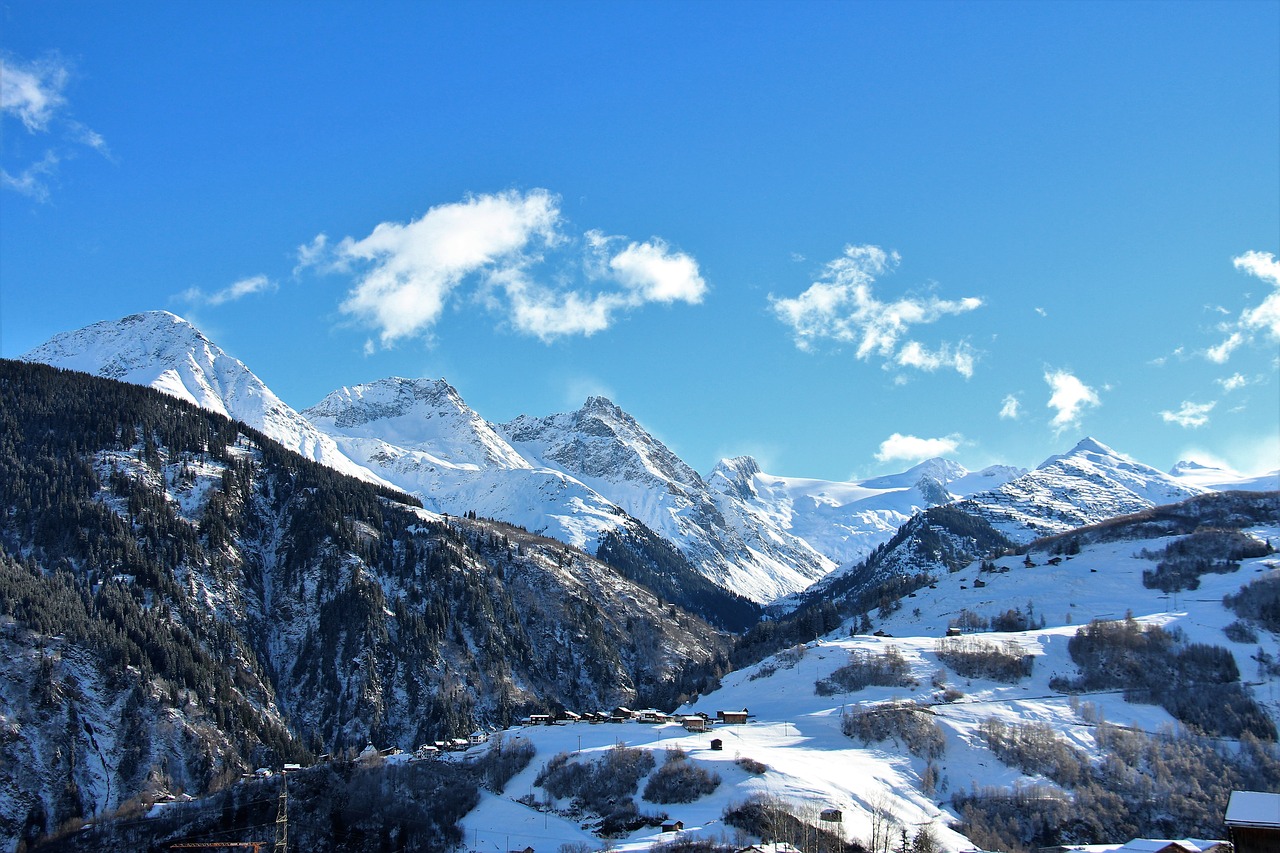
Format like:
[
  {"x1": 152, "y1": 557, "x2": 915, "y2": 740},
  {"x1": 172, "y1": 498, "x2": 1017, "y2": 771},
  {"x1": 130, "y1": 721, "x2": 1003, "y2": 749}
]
[
  {"x1": 681, "y1": 715, "x2": 710, "y2": 732},
  {"x1": 1226, "y1": 791, "x2": 1280, "y2": 853}
]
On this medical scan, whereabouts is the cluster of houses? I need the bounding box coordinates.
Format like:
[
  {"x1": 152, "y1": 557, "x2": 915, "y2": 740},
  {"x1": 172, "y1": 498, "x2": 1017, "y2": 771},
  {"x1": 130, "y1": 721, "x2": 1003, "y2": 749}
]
[
  {"x1": 393, "y1": 708, "x2": 753, "y2": 763},
  {"x1": 518, "y1": 707, "x2": 750, "y2": 730}
]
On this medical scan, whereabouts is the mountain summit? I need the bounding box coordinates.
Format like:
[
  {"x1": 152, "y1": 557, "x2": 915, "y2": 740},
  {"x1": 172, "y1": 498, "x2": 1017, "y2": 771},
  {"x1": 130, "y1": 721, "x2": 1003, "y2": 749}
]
[
  {"x1": 22, "y1": 311, "x2": 389, "y2": 486},
  {"x1": 957, "y1": 435, "x2": 1206, "y2": 542}
]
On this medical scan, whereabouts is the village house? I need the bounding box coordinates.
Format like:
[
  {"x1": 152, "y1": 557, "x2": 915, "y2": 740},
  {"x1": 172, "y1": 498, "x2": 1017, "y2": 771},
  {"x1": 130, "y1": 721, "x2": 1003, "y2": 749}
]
[
  {"x1": 717, "y1": 709, "x2": 748, "y2": 724},
  {"x1": 681, "y1": 715, "x2": 709, "y2": 732},
  {"x1": 1226, "y1": 791, "x2": 1280, "y2": 853},
  {"x1": 635, "y1": 708, "x2": 669, "y2": 723}
]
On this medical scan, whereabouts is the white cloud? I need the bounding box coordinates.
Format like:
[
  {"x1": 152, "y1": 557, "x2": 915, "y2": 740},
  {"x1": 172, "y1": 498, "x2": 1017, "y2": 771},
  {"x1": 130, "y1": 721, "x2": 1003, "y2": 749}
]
[
  {"x1": 770, "y1": 245, "x2": 982, "y2": 377},
  {"x1": 1160, "y1": 400, "x2": 1215, "y2": 429},
  {"x1": 0, "y1": 55, "x2": 67, "y2": 132},
  {"x1": 293, "y1": 233, "x2": 330, "y2": 274},
  {"x1": 1204, "y1": 251, "x2": 1280, "y2": 361},
  {"x1": 609, "y1": 239, "x2": 707, "y2": 304},
  {"x1": 1205, "y1": 330, "x2": 1245, "y2": 363},
  {"x1": 1235, "y1": 249, "x2": 1280, "y2": 287},
  {"x1": 329, "y1": 190, "x2": 706, "y2": 346},
  {"x1": 896, "y1": 340, "x2": 976, "y2": 378},
  {"x1": 1235, "y1": 250, "x2": 1280, "y2": 340},
  {"x1": 181, "y1": 275, "x2": 276, "y2": 306},
  {"x1": 875, "y1": 432, "x2": 962, "y2": 464},
  {"x1": 1034, "y1": 307, "x2": 1047, "y2": 317},
  {"x1": 1044, "y1": 369, "x2": 1101, "y2": 429},
  {"x1": 0, "y1": 150, "x2": 58, "y2": 202},
  {"x1": 1, "y1": 53, "x2": 107, "y2": 201},
  {"x1": 338, "y1": 189, "x2": 560, "y2": 343},
  {"x1": 999, "y1": 394, "x2": 1021, "y2": 420},
  {"x1": 1218, "y1": 373, "x2": 1248, "y2": 392}
]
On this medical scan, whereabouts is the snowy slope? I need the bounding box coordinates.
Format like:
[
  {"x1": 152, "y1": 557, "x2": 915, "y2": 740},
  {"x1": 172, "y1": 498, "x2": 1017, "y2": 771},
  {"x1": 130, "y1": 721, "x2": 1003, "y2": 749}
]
[
  {"x1": 707, "y1": 456, "x2": 1024, "y2": 569},
  {"x1": 451, "y1": 500, "x2": 1280, "y2": 852},
  {"x1": 504, "y1": 398, "x2": 835, "y2": 602},
  {"x1": 958, "y1": 437, "x2": 1207, "y2": 543},
  {"x1": 21, "y1": 311, "x2": 391, "y2": 487}
]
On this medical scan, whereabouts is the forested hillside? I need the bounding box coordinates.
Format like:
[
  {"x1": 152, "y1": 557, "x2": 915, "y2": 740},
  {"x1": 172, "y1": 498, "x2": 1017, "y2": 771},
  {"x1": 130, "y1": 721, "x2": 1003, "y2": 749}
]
[{"x1": 0, "y1": 360, "x2": 730, "y2": 847}]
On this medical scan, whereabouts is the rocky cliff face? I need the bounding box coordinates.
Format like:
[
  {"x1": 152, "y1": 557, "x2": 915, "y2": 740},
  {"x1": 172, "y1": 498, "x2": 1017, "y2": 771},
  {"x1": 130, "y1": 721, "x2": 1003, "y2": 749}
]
[{"x1": 504, "y1": 398, "x2": 836, "y2": 602}]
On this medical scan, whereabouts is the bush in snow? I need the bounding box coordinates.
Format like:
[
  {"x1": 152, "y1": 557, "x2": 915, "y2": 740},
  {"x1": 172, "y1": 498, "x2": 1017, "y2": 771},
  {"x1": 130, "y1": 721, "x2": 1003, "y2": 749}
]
[
  {"x1": 1049, "y1": 616, "x2": 1274, "y2": 739},
  {"x1": 534, "y1": 743, "x2": 659, "y2": 828},
  {"x1": 1139, "y1": 529, "x2": 1270, "y2": 592},
  {"x1": 815, "y1": 646, "x2": 916, "y2": 695},
  {"x1": 723, "y1": 794, "x2": 863, "y2": 853},
  {"x1": 841, "y1": 700, "x2": 946, "y2": 759},
  {"x1": 936, "y1": 637, "x2": 1033, "y2": 682},
  {"x1": 642, "y1": 750, "x2": 721, "y2": 803},
  {"x1": 960, "y1": 722, "x2": 1280, "y2": 849},
  {"x1": 1223, "y1": 620, "x2": 1259, "y2": 643},
  {"x1": 474, "y1": 733, "x2": 535, "y2": 793},
  {"x1": 1225, "y1": 574, "x2": 1280, "y2": 632}
]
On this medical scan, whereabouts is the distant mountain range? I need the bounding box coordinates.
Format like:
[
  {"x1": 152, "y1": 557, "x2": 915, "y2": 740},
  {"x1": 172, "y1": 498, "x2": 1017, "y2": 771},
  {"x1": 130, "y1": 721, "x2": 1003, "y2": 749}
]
[{"x1": 23, "y1": 311, "x2": 1278, "y2": 603}]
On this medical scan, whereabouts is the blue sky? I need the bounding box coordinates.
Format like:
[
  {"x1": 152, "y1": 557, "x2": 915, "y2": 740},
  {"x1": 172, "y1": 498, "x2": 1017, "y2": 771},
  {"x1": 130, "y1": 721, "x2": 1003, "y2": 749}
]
[{"x1": 2, "y1": 1, "x2": 1278, "y2": 480}]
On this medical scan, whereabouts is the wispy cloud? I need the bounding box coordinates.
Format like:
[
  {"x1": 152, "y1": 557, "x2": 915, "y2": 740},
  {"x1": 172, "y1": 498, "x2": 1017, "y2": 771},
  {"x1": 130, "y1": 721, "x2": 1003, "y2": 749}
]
[
  {"x1": 180, "y1": 275, "x2": 276, "y2": 306},
  {"x1": 999, "y1": 394, "x2": 1021, "y2": 420},
  {"x1": 1235, "y1": 250, "x2": 1280, "y2": 339},
  {"x1": 1203, "y1": 251, "x2": 1280, "y2": 361},
  {"x1": 770, "y1": 245, "x2": 982, "y2": 377},
  {"x1": 0, "y1": 150, "x2": 59, "y2": 202},
  {"x1": 1044, "y1": 369, "x2": 1100, "y2": 430},
  {"x1": 1217, "y1": 373, "x2": 1248, "y2": 392},
  {"x1": 1160, "y1": 400, "x2": 1215, "y2": 429},
  {"x1": 305, "y1": 190, "x2": 707, "y2": 346},
  {"x1": 0, "y1": 54, "x2": 67, "y2": 131},
  {"x1": 1205, "y1": 331, "x2": 1244, "y2": 364},
  {"x1": 875, "y1": 432, "x2": 962, "y2": 464},
  {"x1": 895, "y1": 340, "x2": 977, "y2": 378},
  {"x1": 0, "y1": 53, "x2": 108, "y2": 201},
  {"x1": 293, "y1": 234, "x2": 330, "y2": 274}
]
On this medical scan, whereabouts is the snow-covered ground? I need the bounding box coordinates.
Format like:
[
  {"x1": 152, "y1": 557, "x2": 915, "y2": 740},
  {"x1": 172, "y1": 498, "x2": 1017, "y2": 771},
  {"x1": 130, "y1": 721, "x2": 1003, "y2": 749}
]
[{"x1": 456, "y1": 521, "x2": 1280, "y2": 851}]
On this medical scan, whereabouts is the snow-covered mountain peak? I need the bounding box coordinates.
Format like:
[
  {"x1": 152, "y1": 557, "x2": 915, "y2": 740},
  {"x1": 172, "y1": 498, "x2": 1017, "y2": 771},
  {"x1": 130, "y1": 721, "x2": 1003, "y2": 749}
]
[
  {"x1": 860, "y1": 456, "x2": 969, "y2": 491},
  {"x1": 707, "y1": 456, "x2": 763, "y2": 501},
  {"x1": 304, "y1": 376, "x2": 528, "y2": 470},
  {"x1": 712, "y1": 455, "x2": 763, "y2": 480},
  {"x1": 1170, "y1": 459, "x2": 1222, "y2": 477},
  {"x1": 1040, "y1": 435, "x2": 1128, "y2": 468},
  {"x1": 960, "y1": 437, "x2": 1207, "y2": 543},
  {"x1": 24, "y1": 310, "x2": 232, "y2": 415},
  {"x1": 22, "y1": 311, "x2": 392, "y2": 487},
  {"x1": 504, "y1": 399, "x2": 703, "y2": 489},
  {"x1": 306, "y1": 376, "x2": 465, "y2": 425}
]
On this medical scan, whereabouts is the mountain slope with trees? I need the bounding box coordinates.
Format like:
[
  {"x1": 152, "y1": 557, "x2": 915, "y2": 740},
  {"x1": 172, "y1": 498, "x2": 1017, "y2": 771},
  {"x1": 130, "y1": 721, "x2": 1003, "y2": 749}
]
[{"x1": 0, "y1": 359, "x2": 730, "y2": 847}]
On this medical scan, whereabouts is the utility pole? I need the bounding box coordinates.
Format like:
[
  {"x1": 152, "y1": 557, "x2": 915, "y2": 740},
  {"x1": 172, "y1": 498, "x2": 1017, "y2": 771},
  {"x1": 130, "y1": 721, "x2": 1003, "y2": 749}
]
[{"x1": 274, "y1": 774, "x2": 288, "y2": 853}]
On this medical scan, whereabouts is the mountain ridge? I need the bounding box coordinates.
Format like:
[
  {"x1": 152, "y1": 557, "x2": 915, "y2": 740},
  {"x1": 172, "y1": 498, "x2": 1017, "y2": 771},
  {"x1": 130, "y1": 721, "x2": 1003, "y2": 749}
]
[{"x1": 23, "y1": 310, "x2": 1271, "y2": 606}]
